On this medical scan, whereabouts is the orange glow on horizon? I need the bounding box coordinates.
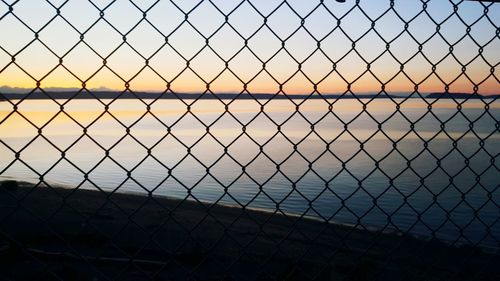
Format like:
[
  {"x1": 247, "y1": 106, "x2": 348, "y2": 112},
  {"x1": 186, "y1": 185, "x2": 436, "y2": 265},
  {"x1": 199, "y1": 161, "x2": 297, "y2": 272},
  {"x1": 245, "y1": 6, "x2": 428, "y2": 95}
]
[
  {"x1": 0, "y1": 0, "x2": 497, "y2": 96},
  {"x1": 1, "y1": 70, "x2": 498, "y2": 95}
]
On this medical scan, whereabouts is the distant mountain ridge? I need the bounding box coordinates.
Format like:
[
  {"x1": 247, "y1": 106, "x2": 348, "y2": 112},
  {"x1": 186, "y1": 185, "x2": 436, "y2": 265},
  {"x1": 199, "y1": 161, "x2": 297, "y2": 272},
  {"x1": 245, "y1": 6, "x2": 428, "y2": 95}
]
[
  {"x1": 0, "y1": 87, "x2": 397, "y2": 100},
  {"x1": 0, "y1": 86, "x2": 114, "y2": 94},
  {"x1": 0, "y1": 91, "x2": 393, "y2": 100},
  {"x1": 0, "y1": 87, "x2": 498, "y2": 100}
]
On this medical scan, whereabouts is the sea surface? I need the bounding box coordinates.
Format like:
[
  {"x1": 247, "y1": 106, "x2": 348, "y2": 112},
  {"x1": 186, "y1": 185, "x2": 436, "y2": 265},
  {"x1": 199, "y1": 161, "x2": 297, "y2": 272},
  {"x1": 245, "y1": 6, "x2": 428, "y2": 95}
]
[{"x1": 0, "y1": 97, "x2": 499, "y2": 249}]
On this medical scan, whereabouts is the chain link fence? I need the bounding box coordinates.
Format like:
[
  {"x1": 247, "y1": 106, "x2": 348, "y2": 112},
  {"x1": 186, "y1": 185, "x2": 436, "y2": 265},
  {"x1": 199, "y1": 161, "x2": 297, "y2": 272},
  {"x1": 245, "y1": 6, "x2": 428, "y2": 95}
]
[{"x1": 0, "y1": 0, "x2": 499, "y2": 280}]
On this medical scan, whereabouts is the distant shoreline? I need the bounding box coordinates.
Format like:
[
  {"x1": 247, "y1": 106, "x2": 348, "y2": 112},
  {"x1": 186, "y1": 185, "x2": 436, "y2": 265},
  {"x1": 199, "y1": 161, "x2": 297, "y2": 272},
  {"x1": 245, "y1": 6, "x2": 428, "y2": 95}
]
[{"x1": 0, "y1": 91, "x2": 498, "y2": 101}]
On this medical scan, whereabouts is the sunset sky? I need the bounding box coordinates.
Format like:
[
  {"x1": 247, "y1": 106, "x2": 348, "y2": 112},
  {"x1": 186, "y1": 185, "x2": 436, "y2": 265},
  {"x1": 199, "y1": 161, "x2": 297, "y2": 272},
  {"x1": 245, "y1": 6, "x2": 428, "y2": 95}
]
[{"x1": 0, "y1": 0, "x2": 498, "y2": 95}]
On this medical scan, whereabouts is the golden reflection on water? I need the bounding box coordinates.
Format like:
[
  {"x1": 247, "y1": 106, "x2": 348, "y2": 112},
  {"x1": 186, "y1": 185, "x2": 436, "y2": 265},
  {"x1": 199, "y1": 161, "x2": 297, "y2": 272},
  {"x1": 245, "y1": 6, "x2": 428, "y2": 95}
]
[{"x1": 0, "y1": 98, "x2": 498, "y2": 140}]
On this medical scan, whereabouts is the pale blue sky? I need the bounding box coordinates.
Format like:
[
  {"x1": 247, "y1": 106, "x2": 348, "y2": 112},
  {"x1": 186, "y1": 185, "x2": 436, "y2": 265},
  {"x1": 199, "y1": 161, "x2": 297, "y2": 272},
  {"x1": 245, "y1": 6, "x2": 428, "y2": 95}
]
[{"x1": 0, "y1": 0, "x2": 498, "y2": 94}]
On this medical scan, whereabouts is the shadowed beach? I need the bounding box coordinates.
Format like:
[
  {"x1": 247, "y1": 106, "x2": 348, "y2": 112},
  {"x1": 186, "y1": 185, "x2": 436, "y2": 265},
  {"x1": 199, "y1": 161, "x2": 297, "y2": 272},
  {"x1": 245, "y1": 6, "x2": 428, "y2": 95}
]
[
  {"x1": 0, "y1": 180, "x2": 498, "y2": 281},
  {"x1": 0, "y1": 0, "x2": 498, "y2": 280}
]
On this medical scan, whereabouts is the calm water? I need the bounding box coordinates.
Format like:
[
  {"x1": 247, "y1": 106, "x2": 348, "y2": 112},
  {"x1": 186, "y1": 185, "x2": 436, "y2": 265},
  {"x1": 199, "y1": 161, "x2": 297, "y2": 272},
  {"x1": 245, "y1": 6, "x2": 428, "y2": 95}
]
[{"x1": 1, "y1": 98, "x2": 499, "y2": 249}]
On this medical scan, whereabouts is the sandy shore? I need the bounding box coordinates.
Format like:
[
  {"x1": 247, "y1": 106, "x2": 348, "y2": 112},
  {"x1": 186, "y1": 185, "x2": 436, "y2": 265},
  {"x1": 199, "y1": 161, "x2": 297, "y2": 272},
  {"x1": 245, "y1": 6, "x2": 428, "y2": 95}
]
[{"x1": 0, "y1": 180, "x2": 498, "y2": 281}]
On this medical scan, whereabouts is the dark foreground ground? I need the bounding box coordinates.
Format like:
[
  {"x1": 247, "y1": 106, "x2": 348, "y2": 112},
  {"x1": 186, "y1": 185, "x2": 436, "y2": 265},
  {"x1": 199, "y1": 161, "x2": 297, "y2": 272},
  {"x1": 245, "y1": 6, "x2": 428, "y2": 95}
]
[{"x1": 0, "y1": 180, "x2": 498, "y2": 281}]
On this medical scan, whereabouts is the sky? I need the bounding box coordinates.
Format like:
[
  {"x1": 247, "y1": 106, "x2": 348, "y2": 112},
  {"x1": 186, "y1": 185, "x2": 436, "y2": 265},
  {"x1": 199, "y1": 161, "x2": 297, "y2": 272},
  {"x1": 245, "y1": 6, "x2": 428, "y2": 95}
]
[{"x1": 0, "y1": 0, "x2": 498, "y2": 95}]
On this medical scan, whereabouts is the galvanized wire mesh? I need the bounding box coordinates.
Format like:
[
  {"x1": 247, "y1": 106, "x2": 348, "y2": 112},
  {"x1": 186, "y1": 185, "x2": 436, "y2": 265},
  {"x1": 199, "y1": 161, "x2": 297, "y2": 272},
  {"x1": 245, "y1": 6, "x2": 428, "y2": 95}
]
[{"x1": 0, "y1": 0, "x2": 499, "y2": 280}]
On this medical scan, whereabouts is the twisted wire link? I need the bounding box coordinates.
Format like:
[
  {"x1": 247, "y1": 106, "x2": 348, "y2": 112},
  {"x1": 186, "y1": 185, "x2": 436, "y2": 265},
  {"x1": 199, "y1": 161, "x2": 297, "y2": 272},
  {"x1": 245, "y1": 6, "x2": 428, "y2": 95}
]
[{"x1": 0, "y1": 0, "x2": 498, "y2": 280}]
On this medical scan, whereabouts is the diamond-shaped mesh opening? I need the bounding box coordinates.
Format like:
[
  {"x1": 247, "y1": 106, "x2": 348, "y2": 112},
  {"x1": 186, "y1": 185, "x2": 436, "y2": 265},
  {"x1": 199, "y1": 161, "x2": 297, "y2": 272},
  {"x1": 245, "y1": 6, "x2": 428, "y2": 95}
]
[{"x1": 0, "y1": 0, "x2": 499, "y2": 280}]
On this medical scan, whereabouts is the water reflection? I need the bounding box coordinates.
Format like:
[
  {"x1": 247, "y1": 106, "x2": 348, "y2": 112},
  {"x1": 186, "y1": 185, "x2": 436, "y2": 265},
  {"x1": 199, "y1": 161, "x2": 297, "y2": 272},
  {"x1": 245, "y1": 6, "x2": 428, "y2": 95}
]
[{"x1": 0, "y1": 98, "x2": 498, "y2": 248}]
